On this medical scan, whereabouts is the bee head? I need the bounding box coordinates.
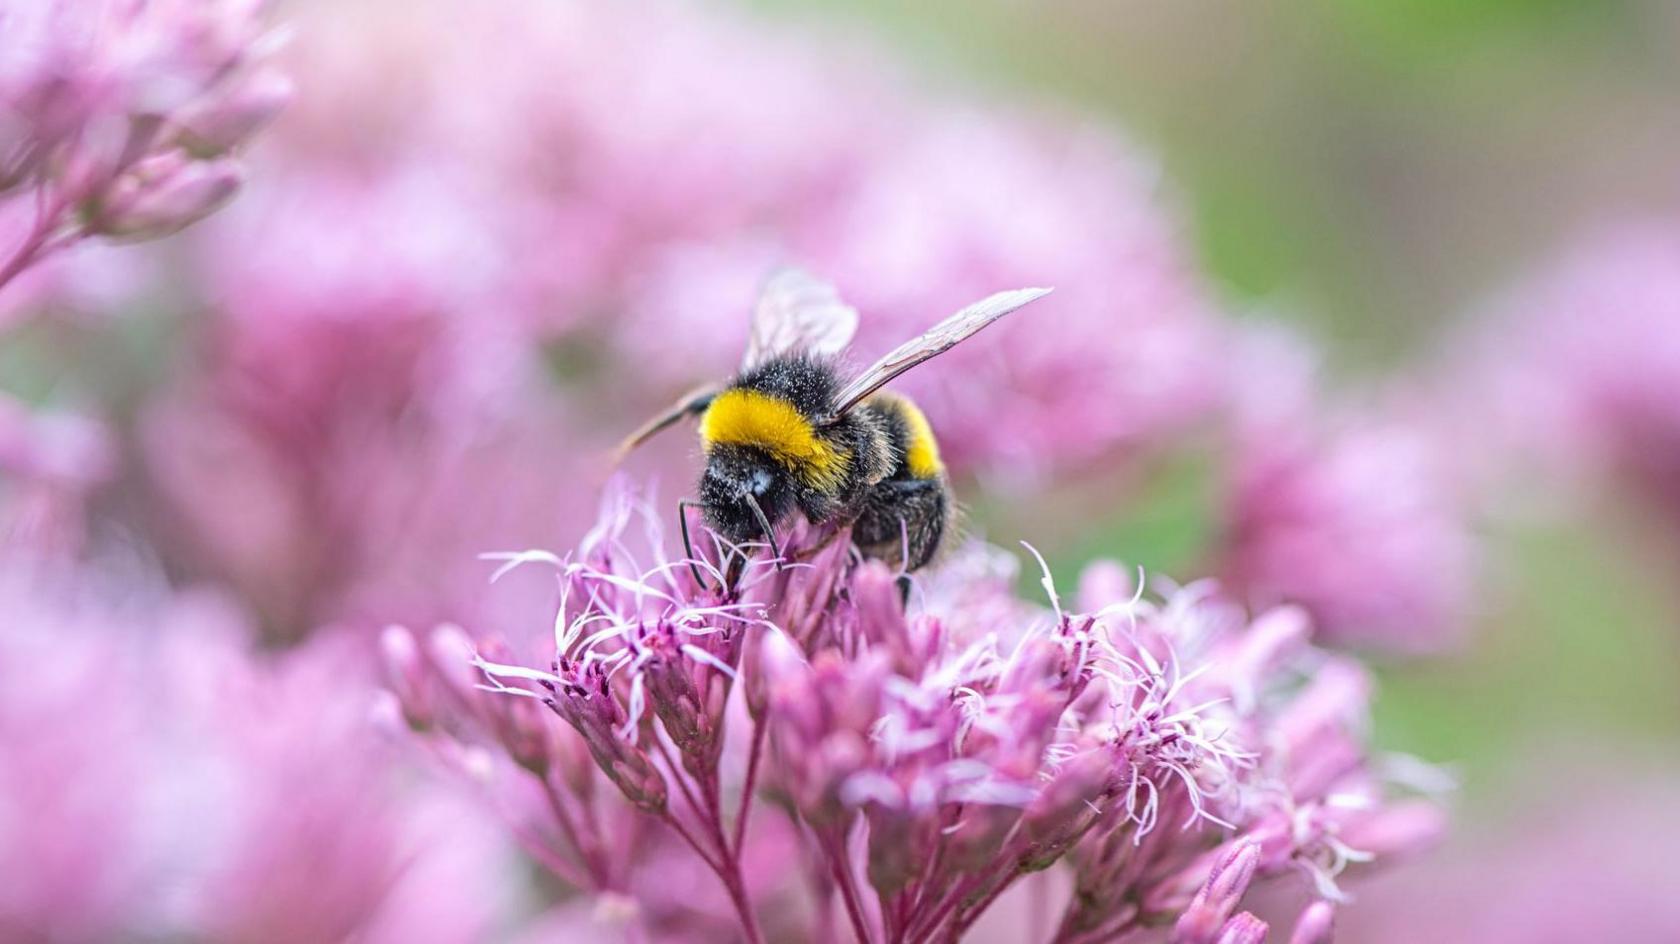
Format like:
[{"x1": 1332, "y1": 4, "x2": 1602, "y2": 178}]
[{"x1": 699, "y1": 445, "x2": 795, "y2": 544}]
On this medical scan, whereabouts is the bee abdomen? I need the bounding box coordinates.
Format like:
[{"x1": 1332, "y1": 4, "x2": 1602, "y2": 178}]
[
  {"x1": 863, "y1": 393, "x2": 944, "y2": 481},
  {"x1": 852, "y1": 477, "x2": 950, "y2": 571},
  {"x1": 850, "y1": 392, "x2": 951, "y2": 571}
]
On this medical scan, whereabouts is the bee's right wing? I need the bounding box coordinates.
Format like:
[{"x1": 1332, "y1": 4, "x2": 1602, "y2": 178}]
[
  {"x1": 824, "y1": 286, "x2": 1052, "y2": 420},
  {"x1": 742, "y1": 268, "x2": 860, "y2": 370}
]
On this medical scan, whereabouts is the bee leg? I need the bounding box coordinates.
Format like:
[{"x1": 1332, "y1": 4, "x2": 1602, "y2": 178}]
[
  {"x1": 894, "y1": 515, "x2": 913, "y2": 606},
  {"x1": 676, "y1": 499, "x2": 715, "y2": 593},
  {"x1": 742, "y1": 493, "x2": 784, "y2": 570}
]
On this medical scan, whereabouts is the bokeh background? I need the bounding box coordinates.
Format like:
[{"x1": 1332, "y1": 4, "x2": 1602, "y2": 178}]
[{"x1": 4, "y1": 0, "x2": 1679, "y2": 940}]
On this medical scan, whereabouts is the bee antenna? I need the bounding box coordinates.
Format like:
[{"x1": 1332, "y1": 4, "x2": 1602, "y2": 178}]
[
  {"x1": 613, "y1": 387, "x2": 719, "y2": 467},
  {"x1": 743, "y1": 493, "x2": 784, "y2": 570}
]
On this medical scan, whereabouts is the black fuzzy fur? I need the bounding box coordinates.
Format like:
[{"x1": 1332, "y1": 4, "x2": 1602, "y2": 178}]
[
  {"x1": 700, "y1": 355, "x2": 891, "y2": 545},
  {"x1": 698, "y1": 354, "x2": 950, "y2": 571},
  {"x1": 850, "y1": 396, "x2": 951, "y2": 570}
]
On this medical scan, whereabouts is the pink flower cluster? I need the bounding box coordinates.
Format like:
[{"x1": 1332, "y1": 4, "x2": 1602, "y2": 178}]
[
  {"x1": 1216, "y1": 328, "x2": 1477, "y2": 653},
  {"x1": 1460, "y1": 222, "x2": 1680, "y2": 532},
  {"x1": 385, "y1": 486, "x2": 1444, "y2": 942},
  {"x1": 0, "y1": 559, "x2": 513, "y2": 943},
  {"x1": 0, "y1": 0, "x2": 289, "y2": 293},
  {"x1": 141, "y1": 166, "x2": 587, "y2": 641}
]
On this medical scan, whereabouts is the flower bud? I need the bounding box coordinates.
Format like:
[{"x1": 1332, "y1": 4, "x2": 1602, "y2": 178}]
[
  {"x1": 379, "y1": 624, "x2": 432, "y2": 729},
  {"x1": 368, "y1": 690, "x2": 408, "y2": 739},
  {"x1": 851, "y1": 563, "x2": 921, "y2": 673},
  {"x1": 1020, "y1": 748, "x2": 1112, "y2": 869},
  {"x1": 1274, "y1": 659, "x2": 1370, "y2": 768},
  {"x1": 1216, "y1": 913, "x2": 1269, "y2": 944},
  {"x1": 600, "y1": 743, "x2": 668, "y2": 814},
  {"x1": 1289, "y1": 902, "x2": 1335, "y2": 944},
  {"x1": 1221, "y1": 605, "x2": 1312, "y2": 711},
  {"x1": 1171, "y1": 840, "x2": 1260, "y2": 944},
  {"x1": 1336, "y1": 799, "x2": 1447, "y2": 859},
  {"x1": 174, "y1": 67, "x2": 293, "y2": 156},
  {"x1": 88, "y1": 152, "x2": 242, "y2": 240},
  {"x1": 554, "y1": 685, "x2": 667, "y2": 814}
]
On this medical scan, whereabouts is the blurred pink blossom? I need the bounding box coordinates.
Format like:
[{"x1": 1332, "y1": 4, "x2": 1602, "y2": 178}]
[
  {"x1": 1460, "y1": 222, "x2": 1680, "y2": 531},
  {"x1": 0, "y1": 0, "x2": 289, "y2": 293},
  {"x1": 143, "y1": 167, "x2": 593, "y2": 641},
  {"x1": 1216, "y1": 327, "x2": 1477, "y2": 653},
  {"x1": 1337, "y1": 766, "x2": 1680, "y2": 943},
  {"x1": 0, "y1": 394, "x2": 113, "y2": 555},
  {"x1": 0, "y1": 561, "x2": 516, "y2": 943},
  {"x1": 0, "y1": 567, "x2": 154, "y2": 942}
]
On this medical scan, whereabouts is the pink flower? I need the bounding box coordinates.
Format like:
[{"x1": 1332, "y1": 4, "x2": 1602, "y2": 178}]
[
  {"x1": 1215, "y1": 327, "x2": 1477, "y2": 653},
  {"x1": 0, "y1": 566, "x2": 155, "y2": 942},
  {"x1": 0, "y1": 559, "x2": 515, "y2": 942},
  {"x1": 161, "y1": 622, "x2": 512, "y2": 944},
  {"x1": 1459, "y1": 222, "x2": 1680, "y2": 532},
  {"x1": 140, "y1": 168, "x2": 594, "y2": 641},
  {"x1": 0, "y1": 0, "x2": 289, "y2": 293},
  {"x1": 400, "y1": 481, "x2": 1443, "y2": 942}
]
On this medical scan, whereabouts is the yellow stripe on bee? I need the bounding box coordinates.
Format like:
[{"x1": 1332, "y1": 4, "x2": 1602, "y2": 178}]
[
  {"x1": 699, "y1": 388, "x2": 850, "y2": 490},
  {"x1": 876, "y1": 393, "x2": 943, "y2": 479}
]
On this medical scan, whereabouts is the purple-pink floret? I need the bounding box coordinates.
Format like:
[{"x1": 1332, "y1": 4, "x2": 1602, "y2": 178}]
[{"x1": 389, "y1": 482, "x2": 1445, "y2": 942}]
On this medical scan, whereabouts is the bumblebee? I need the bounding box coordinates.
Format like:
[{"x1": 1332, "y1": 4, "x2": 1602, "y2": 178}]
[{"x1": 617, "y1": 270, "x2": 1050, "y2": 583}]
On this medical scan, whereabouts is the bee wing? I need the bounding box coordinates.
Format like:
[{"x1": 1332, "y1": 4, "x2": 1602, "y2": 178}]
[
  {"x1": 825, "y1": 286, "x2": 1053, "y2": 420},
  {"x1": 742, "y1": 268, "x2": 860, "y2": 370}
]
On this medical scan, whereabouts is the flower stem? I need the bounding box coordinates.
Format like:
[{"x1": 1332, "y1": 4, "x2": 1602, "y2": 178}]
[
  {"x1": 0, "y1": 196, "x2": 64, "y2": 294},
  {"x1": 950, "y1": 867, "x2": 1024, "y2": 939},
  {"x1": 733, "y1": 717, "x2": 766, "y2": 854},
  {"x1": 652, "y1": 732, "x2": 764, "y2": 944},
  {"x1": 717, "y1": 851, "x2": 767, "y2": 944},
  {"x1": 822, "y1": 831, "x2": 874, "y2": 944},
  {"x1": 540, "y1": 774, "x2": 610, "y2": 888}
]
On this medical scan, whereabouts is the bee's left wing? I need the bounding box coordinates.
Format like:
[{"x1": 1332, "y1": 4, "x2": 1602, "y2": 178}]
[
  {"x1": 824, "y1": 287, "x2": 1052, "y2": 421},
  {"x1": 742, "y1": 268, "x2": 860, "y2": 370}
]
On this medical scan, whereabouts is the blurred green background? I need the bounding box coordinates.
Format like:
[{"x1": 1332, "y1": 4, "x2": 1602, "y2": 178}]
[{"x1": 754, "y1": 0, "x2": 1680, "y2": 817}]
